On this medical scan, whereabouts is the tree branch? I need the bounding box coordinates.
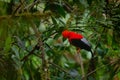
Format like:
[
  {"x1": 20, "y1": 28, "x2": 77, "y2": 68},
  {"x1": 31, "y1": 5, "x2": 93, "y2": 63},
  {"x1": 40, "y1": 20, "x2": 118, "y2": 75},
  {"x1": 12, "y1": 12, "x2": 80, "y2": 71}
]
[{"x1": 0, "y1": 12, "x2": 52, "y2": 20}]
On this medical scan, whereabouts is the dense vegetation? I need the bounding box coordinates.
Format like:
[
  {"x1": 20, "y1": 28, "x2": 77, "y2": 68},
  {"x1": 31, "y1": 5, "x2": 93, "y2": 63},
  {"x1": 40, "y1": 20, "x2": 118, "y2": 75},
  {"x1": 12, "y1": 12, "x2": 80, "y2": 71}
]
[{"x1": 0, "y1": 0, "x2": 120, "y2": 80}]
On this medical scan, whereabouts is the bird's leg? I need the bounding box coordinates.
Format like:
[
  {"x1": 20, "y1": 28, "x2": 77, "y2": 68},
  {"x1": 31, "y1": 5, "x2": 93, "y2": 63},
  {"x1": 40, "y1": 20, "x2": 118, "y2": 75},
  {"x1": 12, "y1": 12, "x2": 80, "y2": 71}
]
[
  {"x1": 76, "y1": 47, "x2": 80, "y2": 53},
  {"x1": 76, "y1": 48, "x2": 86, "y2": 80}
]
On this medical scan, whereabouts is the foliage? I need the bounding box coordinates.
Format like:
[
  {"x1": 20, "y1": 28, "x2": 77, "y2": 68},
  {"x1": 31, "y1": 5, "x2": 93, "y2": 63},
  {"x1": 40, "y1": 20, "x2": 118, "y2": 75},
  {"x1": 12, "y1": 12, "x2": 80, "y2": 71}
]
[{"x1": 0, "y1": 0, "x2": 120, "y2": 80}]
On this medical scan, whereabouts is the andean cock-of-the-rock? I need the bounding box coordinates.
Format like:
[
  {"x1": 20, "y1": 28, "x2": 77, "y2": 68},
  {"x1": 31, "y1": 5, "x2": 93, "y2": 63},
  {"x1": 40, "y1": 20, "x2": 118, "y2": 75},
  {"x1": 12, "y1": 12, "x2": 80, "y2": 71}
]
[{"x1": 62, "y1": 30, "x2": 93, "y2": 57}]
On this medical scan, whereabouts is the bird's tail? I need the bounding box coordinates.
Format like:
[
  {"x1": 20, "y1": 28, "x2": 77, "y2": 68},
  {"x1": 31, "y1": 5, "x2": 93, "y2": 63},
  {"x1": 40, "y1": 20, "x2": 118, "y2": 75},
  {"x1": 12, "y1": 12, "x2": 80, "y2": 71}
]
[
  {"x1": 87, "y1": 49, "x2": 97, "y2": 79},
  {"x1": 90, "y1": 49, "x2": 94, "y2": 58}
]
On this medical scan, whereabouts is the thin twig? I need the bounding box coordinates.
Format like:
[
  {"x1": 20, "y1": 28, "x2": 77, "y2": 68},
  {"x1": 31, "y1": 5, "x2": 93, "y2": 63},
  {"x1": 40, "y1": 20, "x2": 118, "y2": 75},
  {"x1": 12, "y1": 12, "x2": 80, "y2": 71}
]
[
  {"x1": 49, "y1": 61, "x2": 68, "y2": 73},
  {"x1": 77, "y1": 49, "x2": 86, "y2": 80},
  {"x1": 24, "y1": 0, "x2": 40, "y2": 10},
  {"x1": 82, "y1": 59, "x2": 116, "y2": 79},
  {"x1": 30, "y1": 19, "x2": 45, "y2": 64},
  {"x1": 20, "y1": 43, "x2": 39, "y2": 61}
]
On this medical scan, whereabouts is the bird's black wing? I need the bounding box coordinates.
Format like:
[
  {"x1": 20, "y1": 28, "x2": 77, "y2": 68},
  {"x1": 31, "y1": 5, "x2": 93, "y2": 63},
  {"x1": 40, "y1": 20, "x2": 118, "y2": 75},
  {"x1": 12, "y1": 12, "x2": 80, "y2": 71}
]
[{"x1": 70, "y1": 38, "x2": 91, "y2": 51}]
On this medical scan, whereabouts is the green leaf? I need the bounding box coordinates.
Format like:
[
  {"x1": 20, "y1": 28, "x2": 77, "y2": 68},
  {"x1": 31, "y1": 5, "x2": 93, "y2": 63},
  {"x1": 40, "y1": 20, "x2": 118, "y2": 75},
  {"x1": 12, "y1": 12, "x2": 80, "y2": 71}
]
[
  {"x1": 4, "y1": 36, "x2": 12, "y2": 53},
  {"x1": 43, "y1": 3, "x2": 50, "y2": 12},
  {"x1": 11, "y1": 45, "x2": 20, "y2": 59},
  {"x1": 55, "y1": 4, "x2": 66, "y2": 17},
  {"x1": 51, "y1": 17, "x2": 57, "y2": 25},
  {"x1": 0, "y1": 0, "x2": 11, "y2": 3},
  {"x1": 79, "y1": 0, "x2": 89, "y2": 8},
  {"x1": 87, "y1": 0, "x2": 92, "y2": 6},
  {"x1": 107, "y1": 29, "x2": 113, "y2": 46}
]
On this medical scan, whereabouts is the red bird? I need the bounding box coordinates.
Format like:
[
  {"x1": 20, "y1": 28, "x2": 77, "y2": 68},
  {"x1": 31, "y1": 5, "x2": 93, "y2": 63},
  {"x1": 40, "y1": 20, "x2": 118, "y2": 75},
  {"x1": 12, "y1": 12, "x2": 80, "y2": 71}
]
[{"x1": 62, "y1": 30, "x2": 93, "y2": 57}]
